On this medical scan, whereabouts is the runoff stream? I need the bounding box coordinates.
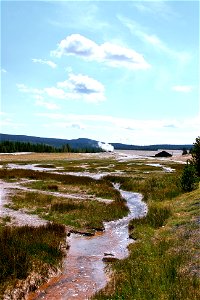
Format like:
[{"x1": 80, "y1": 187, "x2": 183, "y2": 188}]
[
  {"x1": 28, "y1": 183, "x2": 147, "y2": 300},
  {"x1": 1, "y1": 163, "x2": 148, "y2": 300}
]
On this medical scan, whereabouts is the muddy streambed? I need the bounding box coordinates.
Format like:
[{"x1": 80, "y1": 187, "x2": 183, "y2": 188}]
[{"x1": 29, "y1": 184, "x2": 147, "y2": 300}]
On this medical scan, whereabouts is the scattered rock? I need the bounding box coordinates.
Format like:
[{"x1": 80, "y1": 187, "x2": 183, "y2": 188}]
[
  {"x1": 69, "y1": 229, "x2": 95, "y2": 236},
  {"x1": 102, "y1": 257, "x2": 119, "y2": 263}
]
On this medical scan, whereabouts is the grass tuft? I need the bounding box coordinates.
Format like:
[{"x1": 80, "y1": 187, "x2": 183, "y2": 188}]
[{"x1": 0, "y1": 223, "x2": 66, "y2": 297}]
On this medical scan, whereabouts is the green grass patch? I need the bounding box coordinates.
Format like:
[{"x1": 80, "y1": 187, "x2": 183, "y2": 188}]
[
  {"x1": 94, "y1": 185, "x2": 200, "y2": 300},
  {"x1": 106, "y1": 172, "x2": 183, "y2": 202},
  {"x1": 8, "y1": 191, "x2": 129, "y2": 231},
  {"x1": 129, "y1": 202, "x2": 172, "y2": 231}
]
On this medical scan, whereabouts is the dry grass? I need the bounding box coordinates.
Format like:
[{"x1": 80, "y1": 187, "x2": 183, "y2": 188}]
[{"x1": 0, "y1": 152, "x2": 89, "y2": 162}]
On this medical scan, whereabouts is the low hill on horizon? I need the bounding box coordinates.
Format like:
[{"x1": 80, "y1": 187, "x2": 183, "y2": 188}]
[
  {"x1": 111, "y1": 142, "x2": 193, "y2": 151},
  {"x1": 0, "y1": 133, "x2": 193, "y2": 151}
]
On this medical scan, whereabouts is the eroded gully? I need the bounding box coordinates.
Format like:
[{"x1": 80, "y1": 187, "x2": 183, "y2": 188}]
[{"x1": 28, "y1": 184, "x2": 147, "y2": 300}]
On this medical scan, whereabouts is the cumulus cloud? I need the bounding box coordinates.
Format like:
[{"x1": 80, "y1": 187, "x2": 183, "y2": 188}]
[
  {"x1": 32, "y1": 58, "x2": 57, "y2": 68},
  {"x1": 17, "y1": 72, "x2": 105, "y2": 104},
  {"x1": 57, "y1": 73, "x2": 105, "y2": 102},
  {"x1": 1, "y1": 68, "x2": 7, "y2": 73},
  {"x1": 52, "y1": 34, "x2": 99, "y2": 58},
  {"x1": 172, "y1": 85, "x2": 193, "y2": 93},
  {"x1": 44, "y1": 87, "x2": 68, "y2": 99},
  {"x1": 51, "y1": 34, "x2": 150, "y2": 70}
]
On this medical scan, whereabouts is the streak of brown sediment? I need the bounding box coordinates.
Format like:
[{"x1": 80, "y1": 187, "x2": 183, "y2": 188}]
[
  {"x1": 27, "y1": 254, "x2": 106, "y2": 300},
  {"x1": 27, "y1": 276, "x2": 61, "y2": 300},
  {"x1": 27, "y1": 275, "x2": 95, "y2": 300}
]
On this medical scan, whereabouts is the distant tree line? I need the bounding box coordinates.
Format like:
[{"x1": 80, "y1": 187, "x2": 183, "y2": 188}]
[
  {"x1": 0, "y1": 141, "x2": 102, "y2": 153},
  {"x1": 112, "y1": 143, "x2": 193, "y2": 151}
]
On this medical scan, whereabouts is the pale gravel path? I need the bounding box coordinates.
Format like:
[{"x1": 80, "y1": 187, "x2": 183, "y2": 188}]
[{"x1": 0, "y1": 180, "x2": 48, "y2": 227}]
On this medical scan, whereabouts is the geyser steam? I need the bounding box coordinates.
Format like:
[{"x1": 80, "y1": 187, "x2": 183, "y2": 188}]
[{"x1": 98, "y1": 142, "x2": 114, "y2": 152}]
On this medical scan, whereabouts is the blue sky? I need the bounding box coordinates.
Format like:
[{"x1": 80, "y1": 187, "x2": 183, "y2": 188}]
[{"x1": 1, "y1": 0, "x2": 199, "y2": 145}]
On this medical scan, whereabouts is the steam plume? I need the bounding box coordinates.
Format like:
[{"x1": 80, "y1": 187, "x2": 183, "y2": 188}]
[{"x1": 98, "y1": 141, "x2": 114, "y2": 152}]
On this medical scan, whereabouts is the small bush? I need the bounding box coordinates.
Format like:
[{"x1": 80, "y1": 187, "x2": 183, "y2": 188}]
[{"x1": 181, "y1": 163, "x2": 198, "y2": 192}]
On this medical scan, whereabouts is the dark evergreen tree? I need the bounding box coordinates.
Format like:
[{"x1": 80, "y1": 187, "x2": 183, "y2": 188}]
[
  {"x1": 191, "y1": 136, "x2": 200, "y2": 177},
  {"x1": 181, "y1": 162, "x2": 198, "y2": 192},
  {"x1": 182, "y1": 148, "x2": 188, "y2": 155},
  {"x1": 0, "y1": 141, "x2": 102, "y2": 154}
]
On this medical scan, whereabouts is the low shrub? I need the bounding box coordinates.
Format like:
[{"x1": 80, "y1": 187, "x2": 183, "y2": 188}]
[{"x1": 181, "y1": 163, "x2": 198, "y2": 192}]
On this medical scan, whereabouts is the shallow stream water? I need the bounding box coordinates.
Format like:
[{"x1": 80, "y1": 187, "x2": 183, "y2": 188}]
[{"x1": 29, "y1": 184, "x2": 147, "y2": 300}]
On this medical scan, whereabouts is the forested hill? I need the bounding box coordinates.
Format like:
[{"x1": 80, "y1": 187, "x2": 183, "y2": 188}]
[
  {"x1": 0, "y1": 133, "x2": 193, "y2": 151},
  {"x1": 0, "y1": 134, "x2": 100, "y2": 150}
]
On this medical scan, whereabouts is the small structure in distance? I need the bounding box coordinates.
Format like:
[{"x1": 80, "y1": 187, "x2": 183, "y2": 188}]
[{"x1": 155, "y1": 150, "x2": 172, "y2": 158}]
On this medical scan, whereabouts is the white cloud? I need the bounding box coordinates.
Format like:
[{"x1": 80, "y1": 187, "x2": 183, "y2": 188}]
[
  {"x1": 71, "y1": 123, "x2": 85, "y2": 130},
  {"x1": 1, "y1": 68, "x2": 7, "y2": 73},
  {"x1": 101, "y1": 42, "x2": 150, "y2": 69},
  {"x1": 17, "y1": 72, "x2": 105, "y2": 104},
  {"x1": 34, "y1": 96, "x2": 60, "y2": 110},
  {"x1": 133, "y1": 1, "x2": 177, "y2": 20},
  {"x1": 57, "y1": 73, "x2": 105, "y2": 103},
  {"x1": 117, "y1": 16, "x2": 190, "y2": 62},
  {"x1": 0, "y1": 113, "x2": 24, "y2": 130},
  {"x1": 65, "y1": 66, "x2": 73, "y2": 73},
  {"x1": 32, "y1": 58, "x2": 57, "y2": 68},
  {"x1": 172, "y1": 85, "x2": 193, "y2": 93},
  {"x1": 51, "y1": 34, "x2": 151, "y2": 70},
  {"x1": 43, "y1": 121, "x2": 86, "y2": 131},
  {"x1": 52, "y1": 34, "x2": 99, "y2": 58},
  {"x1": 16, "y1": 84, "x2": 43, "y2": 95},
  {"x1": 44, "y1": 87, "x2": 68, "y2": 99},
  {"x1": 35, "y1": 113, "x2": 199, "y2": 144},
  {"x1": 48, "y1": 2, "x2": 108, "y2": 32}
]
